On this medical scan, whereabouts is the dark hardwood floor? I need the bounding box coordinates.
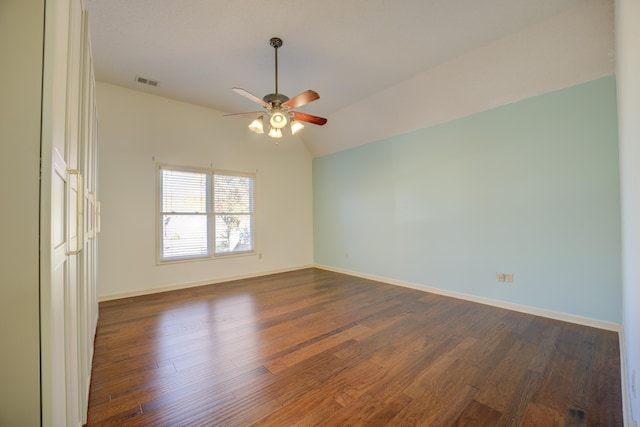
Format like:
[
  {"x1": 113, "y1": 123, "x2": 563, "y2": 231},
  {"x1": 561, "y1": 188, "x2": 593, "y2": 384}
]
[{"x1": 86, "y1": 268, "x2": 622, "y2": 426}]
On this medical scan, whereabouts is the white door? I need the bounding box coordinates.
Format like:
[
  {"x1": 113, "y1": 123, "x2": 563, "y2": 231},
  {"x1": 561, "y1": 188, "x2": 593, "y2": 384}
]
[
  {"x1": 41, "y1": 0, "x2": 86, "y2": 425},
  {"x1": 77, "y1": 12, "x2": 98, "y2": 421},
  {"x1": 46, "y1": 149, "x2": 71, "y2": 427}
]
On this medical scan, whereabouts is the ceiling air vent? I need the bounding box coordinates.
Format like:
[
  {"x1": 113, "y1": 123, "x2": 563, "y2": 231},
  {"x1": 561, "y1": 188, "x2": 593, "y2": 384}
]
[{"x1": 135, "y1": 75, "x2": 159, "y2": 87}]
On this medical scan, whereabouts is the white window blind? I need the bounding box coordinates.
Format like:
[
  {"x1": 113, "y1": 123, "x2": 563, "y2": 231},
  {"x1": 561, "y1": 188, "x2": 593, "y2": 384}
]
[
  {"x1": 158, "y1": 166, "x2": 255, "y2": 262},
  {"x1": 160, "y1": 168, "x2": 209, "y2": 260}
]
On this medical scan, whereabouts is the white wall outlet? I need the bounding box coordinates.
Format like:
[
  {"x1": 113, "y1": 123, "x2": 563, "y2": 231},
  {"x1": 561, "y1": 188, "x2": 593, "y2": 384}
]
[
  {"x1": 505, "y1": 273, "x2": 514, "y2": 283},
  {"x1": 497, "y1": 273, "x2": 505, "y2": 282},
  {"x1": 345, "y1": 252, "x2": 350, "y2": 258}
]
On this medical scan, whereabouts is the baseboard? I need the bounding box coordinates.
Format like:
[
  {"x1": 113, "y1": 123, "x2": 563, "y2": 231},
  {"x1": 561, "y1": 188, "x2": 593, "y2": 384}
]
[
  {"x1": 98, "y1": 264, "x2": 315, "y2": 302},
  {"x1": 314, "y1": 264, "x2": 622, "y2": 333}
]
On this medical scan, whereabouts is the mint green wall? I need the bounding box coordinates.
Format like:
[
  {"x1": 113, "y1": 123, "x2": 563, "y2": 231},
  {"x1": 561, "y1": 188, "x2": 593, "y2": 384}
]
[{"x1": 313, "y1": 77, "x2": 621, "y2": 323}]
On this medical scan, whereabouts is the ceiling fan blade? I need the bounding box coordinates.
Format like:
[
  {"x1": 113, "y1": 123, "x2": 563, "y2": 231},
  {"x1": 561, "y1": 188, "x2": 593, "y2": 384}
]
[
  {"x1": 282, "y1": 90, "x2": 320, "y2": 109},
  {"x1": 223, "y1": 111, "x2": 264, "y2": 118},
  {"x1": 291, "y1": 111, "x2": 327, "y2": 126},
  {"x1": 232, "y1": 87, "x2": 269, "y2": 108}
]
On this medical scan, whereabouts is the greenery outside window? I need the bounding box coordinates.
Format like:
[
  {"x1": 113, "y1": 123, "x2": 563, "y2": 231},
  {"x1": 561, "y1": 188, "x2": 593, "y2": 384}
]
[{"x1": 214, "y1": 173, "x2": 254, "y2": 255}]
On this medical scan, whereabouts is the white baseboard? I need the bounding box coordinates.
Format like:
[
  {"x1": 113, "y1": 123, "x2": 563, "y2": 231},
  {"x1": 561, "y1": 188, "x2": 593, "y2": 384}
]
[
  {"x1": 98, "y1": 264, "x2": 315, "y2": 302},
  {"x1": 314, "y1": 264, "x2": 622, "y2": 333}
]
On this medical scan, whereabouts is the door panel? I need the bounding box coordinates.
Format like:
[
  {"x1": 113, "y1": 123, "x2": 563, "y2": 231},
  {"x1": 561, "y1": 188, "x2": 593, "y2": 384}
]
[
  {"x1": 42, "y1": 0, "x2": 96, "y2": 425},
  {"x1": 53, "y1": 169, "x2": 65, "y2": 248},
  {"x1": 77, "y1": 10, "x2": 99, "y2": 422},
  {"x1": 48, "y1": 149, "x2": 69, "y2": 427}
]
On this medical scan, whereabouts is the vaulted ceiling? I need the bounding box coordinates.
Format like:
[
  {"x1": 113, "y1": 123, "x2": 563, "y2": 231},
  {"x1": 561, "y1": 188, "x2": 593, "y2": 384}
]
[{"x1": 86, "y1": 0, "x2": 605, "y2": 156}]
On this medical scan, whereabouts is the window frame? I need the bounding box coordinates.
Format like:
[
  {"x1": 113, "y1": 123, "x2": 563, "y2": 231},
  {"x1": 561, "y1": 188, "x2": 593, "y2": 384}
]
[{"x1": 157, "y1": 164, "x2": 256, "y2": 264}]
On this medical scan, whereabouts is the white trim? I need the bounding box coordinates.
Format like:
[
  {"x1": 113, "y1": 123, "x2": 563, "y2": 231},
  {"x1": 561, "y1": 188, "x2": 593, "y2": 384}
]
[
  {"x1": 619, "y1": 326, "x2": 637, "y2": 427},
  {"x1": 314, "y1": 264, "x2": 622, "y2": 333},
  {"x1": 98, "y1": 264, "x2": 314, "y2": 302}
]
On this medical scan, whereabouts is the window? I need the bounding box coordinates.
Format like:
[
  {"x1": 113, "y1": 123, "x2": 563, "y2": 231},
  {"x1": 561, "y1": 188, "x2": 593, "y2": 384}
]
[
  {"x1": 159, "y1": 165, "x2": 255, "y2": 262},
  {"x1": 160, "y1": 168, "x2": 210, "y2": 260},
  {"x1": 213, "y1": 173, "x2": 254, "y2": 255}
]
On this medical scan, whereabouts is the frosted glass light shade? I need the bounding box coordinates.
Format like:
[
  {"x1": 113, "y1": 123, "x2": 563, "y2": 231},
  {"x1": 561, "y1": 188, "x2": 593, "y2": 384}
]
[
  {"x1": 290, "y1": 120, "x2": 304, "y2": 135},
  {"x1": 248, "y1": 117, "x2": 264, "y2": 134},
  {"x1": 268, "y1": 127, "x2": 283, "y2": 138},
  {"x1": 269, "y1": 111, "x2": 287, "y2": 129}
]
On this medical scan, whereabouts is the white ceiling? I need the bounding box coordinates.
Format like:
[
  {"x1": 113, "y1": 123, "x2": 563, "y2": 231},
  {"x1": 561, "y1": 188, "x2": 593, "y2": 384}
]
[{"x1": 85, "y1": 0, "x2": 586, "y2": 154}]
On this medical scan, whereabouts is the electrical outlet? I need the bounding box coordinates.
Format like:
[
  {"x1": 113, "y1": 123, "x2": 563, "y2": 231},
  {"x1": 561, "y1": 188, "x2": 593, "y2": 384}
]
[
  {"x1": 345, "y1": 252, "x2": 350, "y2": 259},
  {"x1": 505, "y1": 273, "x2": 514, "y2": 283},
  {"x1": 497, "y1": 273, "x2": 505, "y2": 282}
]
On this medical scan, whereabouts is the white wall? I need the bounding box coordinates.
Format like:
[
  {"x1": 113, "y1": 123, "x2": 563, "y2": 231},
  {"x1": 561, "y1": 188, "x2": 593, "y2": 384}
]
[
  {"x1": 306, "y1": 0, "x2": 615, "y2": 157},
  {"x1": 0, "y1": 1, "x2": 44, "y2": 424},
  {"x1": 616, "y1": 0, "x2": 640, "y2": 424},
  {"x1": 96, "y1": 82, "x2": 314, "y2": 299}
]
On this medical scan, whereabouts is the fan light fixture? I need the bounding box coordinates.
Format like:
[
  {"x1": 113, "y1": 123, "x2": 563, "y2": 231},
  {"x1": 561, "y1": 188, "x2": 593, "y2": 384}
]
[
  {"x1": 248, "y1": 117, "x2": 264, "y2": 134},
  {"x1": 290, "y1": 120, "x2": 304, "y2": 135},
  {"x1": 268, "y1": 127, "x2": 283, "y2": 138},
  {"x1": 269, "y1": 111, "x2": 287, "y2": 129},
  {"x1": 226, "y1": 37, "x2": 328, "y2": 140}
]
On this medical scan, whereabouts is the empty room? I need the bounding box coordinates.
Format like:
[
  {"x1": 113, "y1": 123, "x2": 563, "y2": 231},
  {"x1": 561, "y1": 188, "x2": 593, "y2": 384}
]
[{"x1": 1, "y1": 0, "x2": 639, "y2": 426}]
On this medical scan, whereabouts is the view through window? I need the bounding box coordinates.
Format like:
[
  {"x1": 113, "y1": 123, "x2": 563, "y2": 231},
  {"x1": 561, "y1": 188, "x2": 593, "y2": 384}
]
[{"x1": 159, "y1": 166, "x2": 254, "y2": 261}]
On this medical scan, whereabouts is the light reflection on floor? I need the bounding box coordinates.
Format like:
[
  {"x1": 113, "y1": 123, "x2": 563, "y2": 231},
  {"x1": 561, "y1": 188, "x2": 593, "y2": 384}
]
[
  {"x1": 148, "y1": 292, "x2": 261, "y2": 410},
  {"x1": 156, "y1": 292, "x2": 261, "y2": 372}
]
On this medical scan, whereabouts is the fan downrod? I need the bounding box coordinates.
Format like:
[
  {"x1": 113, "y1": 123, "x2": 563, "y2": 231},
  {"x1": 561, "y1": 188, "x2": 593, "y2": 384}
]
[{"x1": 270, "y1": 37, "x2": 283, "y2": 96}]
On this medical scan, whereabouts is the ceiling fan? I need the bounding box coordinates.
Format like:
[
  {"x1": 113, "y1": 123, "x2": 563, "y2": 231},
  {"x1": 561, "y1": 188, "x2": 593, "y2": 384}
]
[{"x1": 224, "y1": 37, "x2": 327, "y2": 139}]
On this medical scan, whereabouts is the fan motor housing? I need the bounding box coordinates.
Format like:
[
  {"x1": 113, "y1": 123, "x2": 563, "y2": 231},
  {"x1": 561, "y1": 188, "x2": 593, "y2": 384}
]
[{"x1": 263, "y1": 93, "x2": 289, "y2": 105}]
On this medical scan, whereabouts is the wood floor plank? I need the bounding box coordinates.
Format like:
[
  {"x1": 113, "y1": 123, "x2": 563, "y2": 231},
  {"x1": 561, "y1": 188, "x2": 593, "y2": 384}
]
[
  {"x1": 587, "y1": 371, "x2": 625, "y2": 427},
  {"x1": 321, "y1": 392, "x2": 413, "y2": 427},
  {"x1": 264, "y1": 324, "x2": 371, "y2": 373},
  {"x1": 452, "y1": 400, "x2": 502, "y2": 427},
  {"x1": 495, "y1": 370, "x2": 543, "y2": 427},
  {"x1": 365, "y1": 329, "x2": 464, "y2": 403},
  {"x1": 85, "y1": 268, "x2": 623, "y2": 426},
  {"x1": 473, "y1": 335, "x2": 539, "y2": 412},
  {"x1": 530, "y1": 337, "x2": 579, "y2": 414},
  {"x1": 521, "y1": 402, "x2": 564, "y2": 426},
  {"x1": 565, "y1": 333, "x2": 596, "y2": 423},
  {"x1": 393, "y1": 383, "x2": 479, "y2": 427},
  {"x1": 286, "y1": 400, "x2": 344, "y2": 427},
  {"x1": 403, "y1": 337, "x2": 478, "y2": 399},
  {"x1": 528, "y1": 325, "x2": 561, "y2": 373}
]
